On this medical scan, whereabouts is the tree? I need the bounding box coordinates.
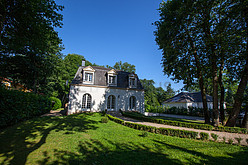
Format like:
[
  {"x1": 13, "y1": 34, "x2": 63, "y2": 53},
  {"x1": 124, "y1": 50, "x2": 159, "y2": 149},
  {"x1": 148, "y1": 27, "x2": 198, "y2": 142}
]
[
  {"x1": 113, "y1": 61, "x2": 136, "y2": 73},
  {"x1": 154, "y1": 0, "x2": 248, "y2": 126},
  {"x1": 140, "y1": 79, "x2": 160, "y2": 109},
  {"x1": 0, "y1": 0, "x2": 64, "y2": 93},
  {"x1": 154, "y1": 0, "x2": 211, "y2": 124}
]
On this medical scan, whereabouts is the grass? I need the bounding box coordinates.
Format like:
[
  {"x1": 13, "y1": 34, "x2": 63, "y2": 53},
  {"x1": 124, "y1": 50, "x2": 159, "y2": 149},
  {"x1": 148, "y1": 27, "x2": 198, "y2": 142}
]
[{"x1": 0, "y1": 113, "x2": 247, "y2": 165}]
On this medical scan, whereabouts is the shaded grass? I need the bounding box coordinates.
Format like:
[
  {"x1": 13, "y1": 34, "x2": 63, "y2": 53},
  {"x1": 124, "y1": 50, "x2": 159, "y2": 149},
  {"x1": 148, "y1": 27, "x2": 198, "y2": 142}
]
[{"x1": 0, "y1": 113, "x2": 247, "y2": 165}]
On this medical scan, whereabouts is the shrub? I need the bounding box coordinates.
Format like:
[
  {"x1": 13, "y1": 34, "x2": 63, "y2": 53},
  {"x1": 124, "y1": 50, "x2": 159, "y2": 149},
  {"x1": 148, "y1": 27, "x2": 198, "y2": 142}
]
[
  {"x1": 235, "y1": 137, "x2": 243, "y2": 145},
  {"x1": 101, "y1": 117, "x2": 108, "y2": 123},
  {"x1": 200, "y1": 132, "x2": 209, "y2": 140},
  {"x1": 0, "y1": 87, "x2": 51, "y2": 128},
  {"x1": 50, "y1": 97, "x2": 62, "y2": 110},
  {"x1": 211, "y1": 133, "x2": 218, "y2": 141},
  {"x1": 246, "y1": 139, "x2": 248, "y2": 144},
  {"x1": 228, "y1": 138, "x2": 233, "y2": 144},
  {"x1": 107, "y1": 114, "x2": 199, "y2": 140},
  {"x1": 122, "y1": 111, "x2": 247, "y2": 134},
  {"x1": 223, "y1": 137, "x2": 226, "y2": 143},
  {"x1": 141, "y1": 131, "x2": 148, "y2": 137}
]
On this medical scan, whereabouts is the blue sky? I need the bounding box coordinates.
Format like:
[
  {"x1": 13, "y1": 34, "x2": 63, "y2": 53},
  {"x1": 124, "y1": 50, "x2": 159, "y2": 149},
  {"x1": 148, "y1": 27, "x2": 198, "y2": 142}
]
[{"x1": 55, "y1": 0, "x2": 184, "y2": 91}]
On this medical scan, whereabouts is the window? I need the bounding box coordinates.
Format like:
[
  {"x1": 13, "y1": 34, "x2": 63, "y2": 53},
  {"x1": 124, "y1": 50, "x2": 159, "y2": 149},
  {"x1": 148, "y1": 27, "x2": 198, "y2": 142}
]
[
  {"x1": 84, "y1": 73, "x2": 93, "y2": 82},
  {"x1": 107, "y1": 95, "x2": 116, "y2": 110},
  {"x1": 108, "y1": 75, "x2": 116, "y2": 84},
  {"x1": 129, "y1": 96, "x2": 136, "y2": 110},
  {"x1": 82, "y1": 94, "x2": 91, "y2": 109},
  {"x1": 129, "y1": 77, "x2": 137, "y2": 88}
]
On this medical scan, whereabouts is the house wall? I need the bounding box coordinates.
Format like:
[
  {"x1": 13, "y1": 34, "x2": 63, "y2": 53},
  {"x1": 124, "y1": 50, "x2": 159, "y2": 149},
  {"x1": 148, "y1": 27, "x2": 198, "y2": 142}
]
[
  {"x1": 163, "y1": 102, "x2": 226, "y2": 109},
  {"x1": 68, "y1": 85, "x2": 145, "y2": 114},
  {"x1": 163, "y1": 102, "x2": 188, "y2": 108}
]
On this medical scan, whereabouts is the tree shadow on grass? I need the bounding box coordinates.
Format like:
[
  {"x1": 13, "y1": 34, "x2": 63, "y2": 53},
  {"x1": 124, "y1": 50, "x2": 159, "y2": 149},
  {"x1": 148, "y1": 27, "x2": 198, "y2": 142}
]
[
  {"x1": 37, "y1": 138, "x2": 182, "y2": 165},
  {"x1": 153, "y1": 140, "x2": 248, "y2": 165},
  {"x1": 0, "y1": 113, "x2": 99, "y2": 165}
]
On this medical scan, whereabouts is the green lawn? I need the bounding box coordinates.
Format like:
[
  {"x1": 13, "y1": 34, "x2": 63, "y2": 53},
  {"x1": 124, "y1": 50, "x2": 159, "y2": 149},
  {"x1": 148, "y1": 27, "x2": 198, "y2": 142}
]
[{"x1": 0, "y1": 113, "x2": 247, "y2": 165}]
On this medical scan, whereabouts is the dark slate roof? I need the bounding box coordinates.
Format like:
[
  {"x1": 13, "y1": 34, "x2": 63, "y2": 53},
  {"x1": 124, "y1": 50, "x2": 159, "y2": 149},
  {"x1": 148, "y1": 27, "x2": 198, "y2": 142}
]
[
  {"x1": 71, "y1": 66, "x2": 143, "y2": 90},
  {"x1": 164, "y1": 92, "x2": 213, "y2": 103}
]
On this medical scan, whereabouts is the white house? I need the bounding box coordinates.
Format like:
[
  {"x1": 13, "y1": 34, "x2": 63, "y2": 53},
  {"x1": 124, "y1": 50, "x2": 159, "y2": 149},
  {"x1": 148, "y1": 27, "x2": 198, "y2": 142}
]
[
  {"x1": 68, "y1": 61, "x2": 145, "y2": 114},
  {"x1": 162, "y1": 92, "x2": 221, "y2": 109}
]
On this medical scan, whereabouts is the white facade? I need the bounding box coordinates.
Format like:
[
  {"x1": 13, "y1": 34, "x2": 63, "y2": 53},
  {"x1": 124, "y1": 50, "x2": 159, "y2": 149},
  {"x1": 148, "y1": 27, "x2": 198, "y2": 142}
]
[
  {"x1": 163, "y1": 102, "x2": 226, "y2": 109},
  {"x1": 68, "y1": 85, "x2": 145, "y2": 114}
]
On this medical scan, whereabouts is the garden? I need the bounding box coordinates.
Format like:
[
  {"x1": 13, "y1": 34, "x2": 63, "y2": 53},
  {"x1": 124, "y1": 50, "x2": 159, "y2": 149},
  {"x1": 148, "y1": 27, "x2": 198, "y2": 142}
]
[{"x1": 0, "y1": 113, "x2": 247, "y2": 165}]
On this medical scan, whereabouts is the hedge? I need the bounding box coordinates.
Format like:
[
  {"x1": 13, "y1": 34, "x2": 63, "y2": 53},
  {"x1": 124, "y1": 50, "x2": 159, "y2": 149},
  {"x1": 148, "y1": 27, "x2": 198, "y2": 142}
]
[
  {"x1": 121, "y1": 111, "x2": 248, "y2": 134},
  {"x1": 107, "y1": 115, "x2": 199, "y2": 140},
  {"x1": 0, "y1": 87, "x2": 51, "y2": 128},
  {"x1": 50, "y1": 97, "x2": 62, "y2": 110}
]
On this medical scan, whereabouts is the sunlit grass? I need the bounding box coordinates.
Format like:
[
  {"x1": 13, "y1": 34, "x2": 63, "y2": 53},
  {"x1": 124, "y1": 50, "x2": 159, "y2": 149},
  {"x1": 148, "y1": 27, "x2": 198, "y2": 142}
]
[{"x1": 0, "y1": 113, "x2": 247, "y2": 165}]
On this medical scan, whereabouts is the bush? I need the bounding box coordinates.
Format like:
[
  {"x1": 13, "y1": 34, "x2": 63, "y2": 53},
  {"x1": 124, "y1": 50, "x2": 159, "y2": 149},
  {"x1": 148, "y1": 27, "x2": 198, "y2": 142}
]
[
  {"x1": 246, "y1": 139, "x2": 248, "y2": 144},
  {"x1": 0, "y1": 87, "x2": 51, "y2": 128},
  {"x1": 211, "y1": 133, "x2": 218, "y2": 141},
  {"x1": 107, "y1": 114, "x2": 199, "y2": 140},
  {"x1": 122, "y1": 111, "x2": 214, "y2": 131},
  {"x1": 50, "y1": 97, "x2": 62, "y2": 110},
  {"x1": 223, "y1": 137, "x2": 226, "y2": 143},
  {"x1": 228, "y1": 138, "x2": 233, "y2": 144},
  {"x1": 122, "y1": 111, "x2": 247, "y2": 134},
  {"x1": 101, "y1": 117, "x2": 108, "y2": 123},
  {"x1": 235, "y1": 137, "x2": 243, "y2": 145},
  {"x1": 141, "y1": 131, "x2": 148, "y2": 137},
  {"x1": 200, "y1": 132, "x2": 209, "y2": 140}
]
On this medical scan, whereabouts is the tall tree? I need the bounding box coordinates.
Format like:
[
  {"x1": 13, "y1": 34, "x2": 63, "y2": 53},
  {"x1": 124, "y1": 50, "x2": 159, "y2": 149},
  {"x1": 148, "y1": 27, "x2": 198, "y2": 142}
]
[
  {"x1": 154, "y1": 0, "x2": 211, "y2": 124},
  {"x1": 113, "y1": 61, "x2": 136, "y2": 73},
  {"x1": 0, "y1": 0, "x2": 64, "y2": 93}
]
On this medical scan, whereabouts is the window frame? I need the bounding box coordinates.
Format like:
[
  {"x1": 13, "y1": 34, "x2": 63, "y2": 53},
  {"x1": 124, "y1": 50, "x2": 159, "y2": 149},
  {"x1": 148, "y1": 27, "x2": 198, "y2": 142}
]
[
  {"x1": 129, "y1": 96, "x2": 136, "y2": 110},
  {"x1": 82, "y1": 93, "x2": 92, "y2": 109}
]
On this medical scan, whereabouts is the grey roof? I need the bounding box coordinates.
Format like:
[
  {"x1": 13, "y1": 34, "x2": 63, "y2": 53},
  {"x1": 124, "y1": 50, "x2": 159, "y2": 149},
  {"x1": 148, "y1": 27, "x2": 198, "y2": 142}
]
[
  {"x1": 164, "y1": 92, "x2": 213, "y2": 103},
  {"x1": 71, "y1": 66, "x2": 143, "y2": 90}
]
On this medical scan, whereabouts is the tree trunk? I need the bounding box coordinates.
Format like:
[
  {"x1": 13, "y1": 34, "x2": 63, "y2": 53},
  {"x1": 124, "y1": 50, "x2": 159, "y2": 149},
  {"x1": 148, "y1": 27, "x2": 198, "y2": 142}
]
[
  {"x1": 241, "y1": 106, "x2": 248, "y2": 129},
  {"x1": 212, "y1": 57, "x2": 219, "y2": 126},
  {"x1": 226, "y1": 59, "x2": 248, "y2": 126},
  {"x1": 188, "y1": 34, "x2": 210, "y2": 124},
  {"x1": 226, "y1": 2, "x2": 248, "y2": 127},
  {"x1": 218, "y1": 61, "x2": 225, "y2": 125}
]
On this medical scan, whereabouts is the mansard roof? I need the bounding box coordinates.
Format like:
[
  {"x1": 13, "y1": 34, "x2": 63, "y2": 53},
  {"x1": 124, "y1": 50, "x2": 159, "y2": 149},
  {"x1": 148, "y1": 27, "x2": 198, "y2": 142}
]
[
  {"x1": 163, "y1": 92, "x2": 213, "y2": 103},
  {"x1": 71, "y1": 66, "x2": 143, "y2": 90}
]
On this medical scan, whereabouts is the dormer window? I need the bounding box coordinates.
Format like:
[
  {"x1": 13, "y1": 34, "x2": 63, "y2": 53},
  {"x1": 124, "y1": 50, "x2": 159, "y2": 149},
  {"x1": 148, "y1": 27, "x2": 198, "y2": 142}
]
[
  {"x1": 85, "y1": 73, "x2": 93, "y2": 82},
  {"x1": 129, "y1": 74, "x2": 137, "y2": 88},
  {"x1": 109, "y1": 75, "x2": 116, "y2": 84},
  {"x1": 83, "y1": 66, "x2": 95, "y2": 84},
  {"x1": 107, "y1": 69, "x2": 117, "y2": 86}
]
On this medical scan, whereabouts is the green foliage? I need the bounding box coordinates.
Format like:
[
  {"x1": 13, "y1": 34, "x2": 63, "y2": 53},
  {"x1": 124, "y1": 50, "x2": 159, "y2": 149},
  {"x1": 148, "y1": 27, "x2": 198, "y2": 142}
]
[
  {"x1": 200, "y1": 132, "x2": 209, "y2": 141},
  {"x1": 223, "y1": 137, "x2": 226, "y2": 143},
  {"x1": 50, "y1": 97, "x2": 62, "y2": 110},
  {"x1": 211, "y1": 133, "x2": 218, "y2": 142},
  {"x1": 113, "y1": 61, "x2": 136, "y2": 73},
  {"x1": 122, "y1": 111, "x2": 248, "y2": 134},
  {"x1": 235, "y1": 137, "x2": 243, "y2": 145},
  {"x1": 108, "y1": 114, "x2": 199, "y2": 140},
  {"x1": 228, "y1": 139, "x2": 233, "y2": 145},
  {"x1": 141, "y1": 131, "x2": 148, "y2": 137},
  {"x1": 122, "y1": 111, "x2": 214, "y2": 131},
  {"x1": 0, "y1": 87, "x2": 51, "y2": 128},
  {"x1": 101, "y1": 117, "x2": 109, "y2": 123},
  {"x1": 0, "y1": 0, "x2": 64, "y2": 94}
]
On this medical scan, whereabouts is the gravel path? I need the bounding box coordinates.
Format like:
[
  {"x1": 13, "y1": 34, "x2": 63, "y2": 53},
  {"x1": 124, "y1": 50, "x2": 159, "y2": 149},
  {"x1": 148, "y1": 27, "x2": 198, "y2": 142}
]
[{"x1": 116, "y1": 115, "x2": 248, "y2": 146}]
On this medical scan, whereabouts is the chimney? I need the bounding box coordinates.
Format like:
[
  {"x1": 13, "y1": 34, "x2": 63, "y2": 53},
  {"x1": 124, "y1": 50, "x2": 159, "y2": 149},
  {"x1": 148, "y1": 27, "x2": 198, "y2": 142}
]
[{"x1": 82, "y1": 60, "x2": 85, "y2": 66}]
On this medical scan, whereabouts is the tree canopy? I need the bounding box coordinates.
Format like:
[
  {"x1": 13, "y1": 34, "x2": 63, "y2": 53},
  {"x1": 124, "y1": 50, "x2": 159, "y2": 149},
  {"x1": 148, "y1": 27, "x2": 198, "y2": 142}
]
[{"x1": 154, "y1": 0, "x2": 248, "y2": 126}]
